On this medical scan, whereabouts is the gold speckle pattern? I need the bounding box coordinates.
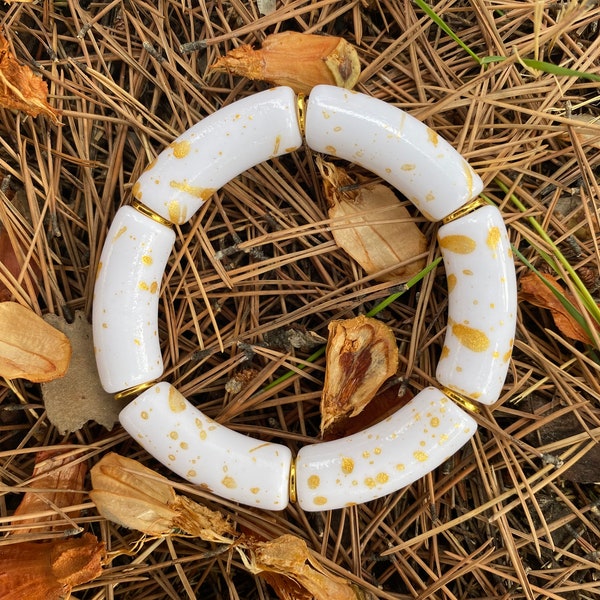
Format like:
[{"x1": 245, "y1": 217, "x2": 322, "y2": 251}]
[
  {"x1": 341, "y1": 457, "x2": 354, "y2": 474},
  {"x1": 295, "y1": 388, "x2": 478, "y2": 510},
  {"x1": 452, "y1": 322, "x2": 490, "y2": 353},
  {"x1": 171, "y1": 140, "x2": 191, "y2": 158},
  {"x1": 439, "y1": 234, "x2": 476, "y2": 254},
  {"x1": 222, "y1": 476, "x2": 237, "y2": 489},
  {"x1": 307, "y1": 475, "x2": 320, "y2": 489},
  {"x1": 447, "y1": 273, "x2": 457, "y2": 292},
  {"x1": 486, "y1": 226, "x2": 501, "y2": 257},
  {"x1": 314, "y1": 496, "x2": 328, "y2": 506},
  {"x1": 168, "y1": 387, "x2": 187, "y2": 413},
  {"x1": 427, "y1": 127, "x2": 439, "y2": 146}
]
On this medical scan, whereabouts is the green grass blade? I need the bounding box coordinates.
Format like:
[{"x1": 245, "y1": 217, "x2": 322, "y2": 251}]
[
  {"x1": 497, "y1": 179, "x2": 600, "y2": 327},
  {"x1": 413, "y1": 0, "x2": 482, "y2": 65}
]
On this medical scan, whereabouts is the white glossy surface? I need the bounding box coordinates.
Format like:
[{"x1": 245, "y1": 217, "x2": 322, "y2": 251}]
[
  {"x1": 304, "y1": 85, "x2": 483, "y2": 222},
  {"x1": 436, "y1": 205, "x2": 516, "y2": 405},
  {"x1": 120, "y1": 383, "x2": 292, "y2": 510},
  {"x1": 93, "y1": 206, "x2": 175, "y2": 393},
  {"x1": 295, "y1": 387, "x2": 477, "y2": 511},
  {"x1": 133, "y1": 87, "x2": 302, "y2": 225}
]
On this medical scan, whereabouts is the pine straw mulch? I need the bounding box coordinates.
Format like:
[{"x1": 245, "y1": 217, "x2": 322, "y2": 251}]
[{"x1": 2, "y1": 0, "x2": 600, "y2": 598}]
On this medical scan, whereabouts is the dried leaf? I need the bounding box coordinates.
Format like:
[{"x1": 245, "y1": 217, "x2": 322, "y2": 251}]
[
  {"x1": 563, "y1": 113, "x2": 600, "y2": 149},
  {"x1": 0, "y1": 32, "x2": 60, "y2": 123},
  {"x1": 11, "y1": 450, "x2": 87, "y2": 535},
  {"x1": 41, "y1": 312, "x2": 121, "y2": 433},
  {"x1": 0, "y1": 302, "x2": 71, "y2": 382},
  {"x1": 0, "y1": 533, "x2": 105, "y2": 600},
  {"x1": 0, "y1": 227, "x2": 40, "y2": 302},
  {"x1": 520, "y1": 272, "x2": 596, "y2": 344},
  {"x1": 319, "y1": 159, "x2": 427, "y2": 282},
  {"x1": 90, "y1": 453, "x2": 236, "y2": 543},
  {"x1": 210, "y1": 31, "x2": 360, "y2": 95},
  {"x1": 241, "y1": 534, "x2": 359, "y2": 600},
  {"x1": 554, "y1": 194, "x2": 599, "y2": 242},
  {"x1": 256, "y1": 0, "x2": 276, "y2": 15},
  {"x1": 321, "y1": 315, "x2": 399, "y2": 437}
]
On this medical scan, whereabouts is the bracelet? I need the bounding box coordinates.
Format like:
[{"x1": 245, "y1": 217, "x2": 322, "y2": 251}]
[{"x1": 93, "y1": 85, "x2": 517, "y2": 511}]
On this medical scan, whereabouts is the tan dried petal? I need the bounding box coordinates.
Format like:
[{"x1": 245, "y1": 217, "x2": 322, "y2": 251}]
[
  {"x1": 0, "y1": 533, "x2": 105, "y2": 600},
  {"x1": 11, "y1": 450, "x2": 87, "y2": 534},
  {"x1": 0, "y1": 302, "x2": 71, "y2": 382},
  {"x1": 321, "y1": 315, "x2": 399, "y2": 436},
  {"x1": 210, "y1": 32, "x2": 360, "y2": 95},
  {"x1": 319, "y1": 159, "x2": 428, "y2": 283},
  {"x1": 90, "y1": 453, "x2": 235, "y2": 541},
  {"x1": 243, "y1": 534, "x2": 358, "y2": 600}
]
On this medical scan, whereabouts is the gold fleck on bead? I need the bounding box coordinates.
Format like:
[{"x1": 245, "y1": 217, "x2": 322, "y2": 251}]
[
  {"x1": 130, "y1": 199, "x2": 173, "y2": 228},
  {"x1": 442, "y1": 197, "x2": 487, "y2": 224},
  {"x1": 439, "y1": 234, "x2": 477, "y2": 254},
  {"x1": 168, "y1": 387, "x2": 187, "y2": 413},
  {"x1": 442, "y1": 387, "x2": 481, "y2": 413},
  {"x1": 222, "y1": 476, "x2": 237, "y2": 489},
  {"x1": 452, "y1": 322, "x2": 490, "y2": 352},
  {"x1": 341, "y1": 457, "x2": 354, "y2": 474},
  {"x1": 114, "y1": 380, "x2": 156, "y2": 401},
  {"x1": 308, "y1": 474, "x2": 320, "y2": 489}
]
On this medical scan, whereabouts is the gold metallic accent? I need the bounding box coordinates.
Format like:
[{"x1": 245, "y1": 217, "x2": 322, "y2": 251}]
[
  {"x1": 288, "y1": 458, "x2": 297, "y2": 503},
  {"x1": 296, "y1": 94, "x2": 306, "y2": 137},
  {"x1": 131, "y1": 199, "x2": 173, "y2": 229},
  {"x1": 442, "y1": 197, "x2": 487, "y2": 225},
  {"x1": 114, "y1": 380, "x2": 157, "y2": 401},
  {"x1": 441, "y1": 387, "x2": 481, "y2": 414}
]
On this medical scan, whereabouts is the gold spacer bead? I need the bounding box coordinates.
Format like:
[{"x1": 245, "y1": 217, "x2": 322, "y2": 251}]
[
  {"x1": 131, "y1": 199, "x2": 174, "y2": 229},
  {"x1": 442, "y1": 197, "x2": 487, "y2": 225},
  {"x1": 296, "y1": 94, "x2": 306, "y2": 138},
  {"x1": 114, "y1": 380, "x2": 157, "y2": 401},
  {"x1": 288, "y1": 458, "x2": 297, "y2": 504},
  {"x1": 441, "y1": 387, "x2": 481, "y2": 414}
]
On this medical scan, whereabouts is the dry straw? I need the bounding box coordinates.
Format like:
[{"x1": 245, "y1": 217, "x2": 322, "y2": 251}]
[{"x1": 1, "y1": 0, "x2": 600, "y2": 598}]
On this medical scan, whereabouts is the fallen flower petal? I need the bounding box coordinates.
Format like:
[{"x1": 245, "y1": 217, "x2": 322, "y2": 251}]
[
  {"x1": 321, "y1": 315, "x2": 399, "y2": 437},
  {"x1": 0, "y1": 533, "x2": 105, "y2": 600},
  {"x1": 90, "y1": 452, "x2": 236, "y2": 542},
  {"x1": 0, "y1": 32, "x2": 60, "y2": 123},
  {"x1": 0, "y1": 302, "x2": 71, "y2": 382},
  {"x1": 211, "y1": 31, "x2": 360, "y2": 95}
]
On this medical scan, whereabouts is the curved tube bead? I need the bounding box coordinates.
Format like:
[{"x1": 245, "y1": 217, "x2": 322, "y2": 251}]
[
  {"x1": 304, "y1": 85, "x2": 483, "y2": 221},
  {"x1": 295, "y1": 387, "x2": 477, "y2": 511},
  {"x1": 93, "y1": 206, "x2": 175, "y2": 393},
  {"x1": 119, "y1": 382, "x2": 293, "y2": 510},
  {"x1": 436, "y1": 205, "x2": 517, "y2": 405},
  {"x1": 132, "y1": 87, "x2": 302, "y2": 225}
]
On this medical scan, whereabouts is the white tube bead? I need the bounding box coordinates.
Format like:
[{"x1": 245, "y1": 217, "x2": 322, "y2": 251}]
[
  {"x1": 295, "y1": 387, "x2": 476, "y2": 511},
  {"x1": 119, "y1": 383, "x2": 292, "y2": 510},
  {"x1": 132, "y1": 87, "x2": 302, "y2": 225},
  {"x1": 304, "y1": 85, "x2": 483, "y2": 222},
  {"x1": 93, "y1": 206, "x2": 175, "y2": 393},
  {"x1": 436, "y1": 205, "x2": 517, "y2": 405}
]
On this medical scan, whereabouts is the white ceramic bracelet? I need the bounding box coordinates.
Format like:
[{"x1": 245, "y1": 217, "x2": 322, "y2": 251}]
[{"x1": 93, "y1": 85, "x2": 517, "y2": 511}]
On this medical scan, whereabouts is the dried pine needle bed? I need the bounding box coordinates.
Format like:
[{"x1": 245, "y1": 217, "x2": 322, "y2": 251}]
[{"x1": 1, "y1": 1, "x2": 600, "y2": 599}]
